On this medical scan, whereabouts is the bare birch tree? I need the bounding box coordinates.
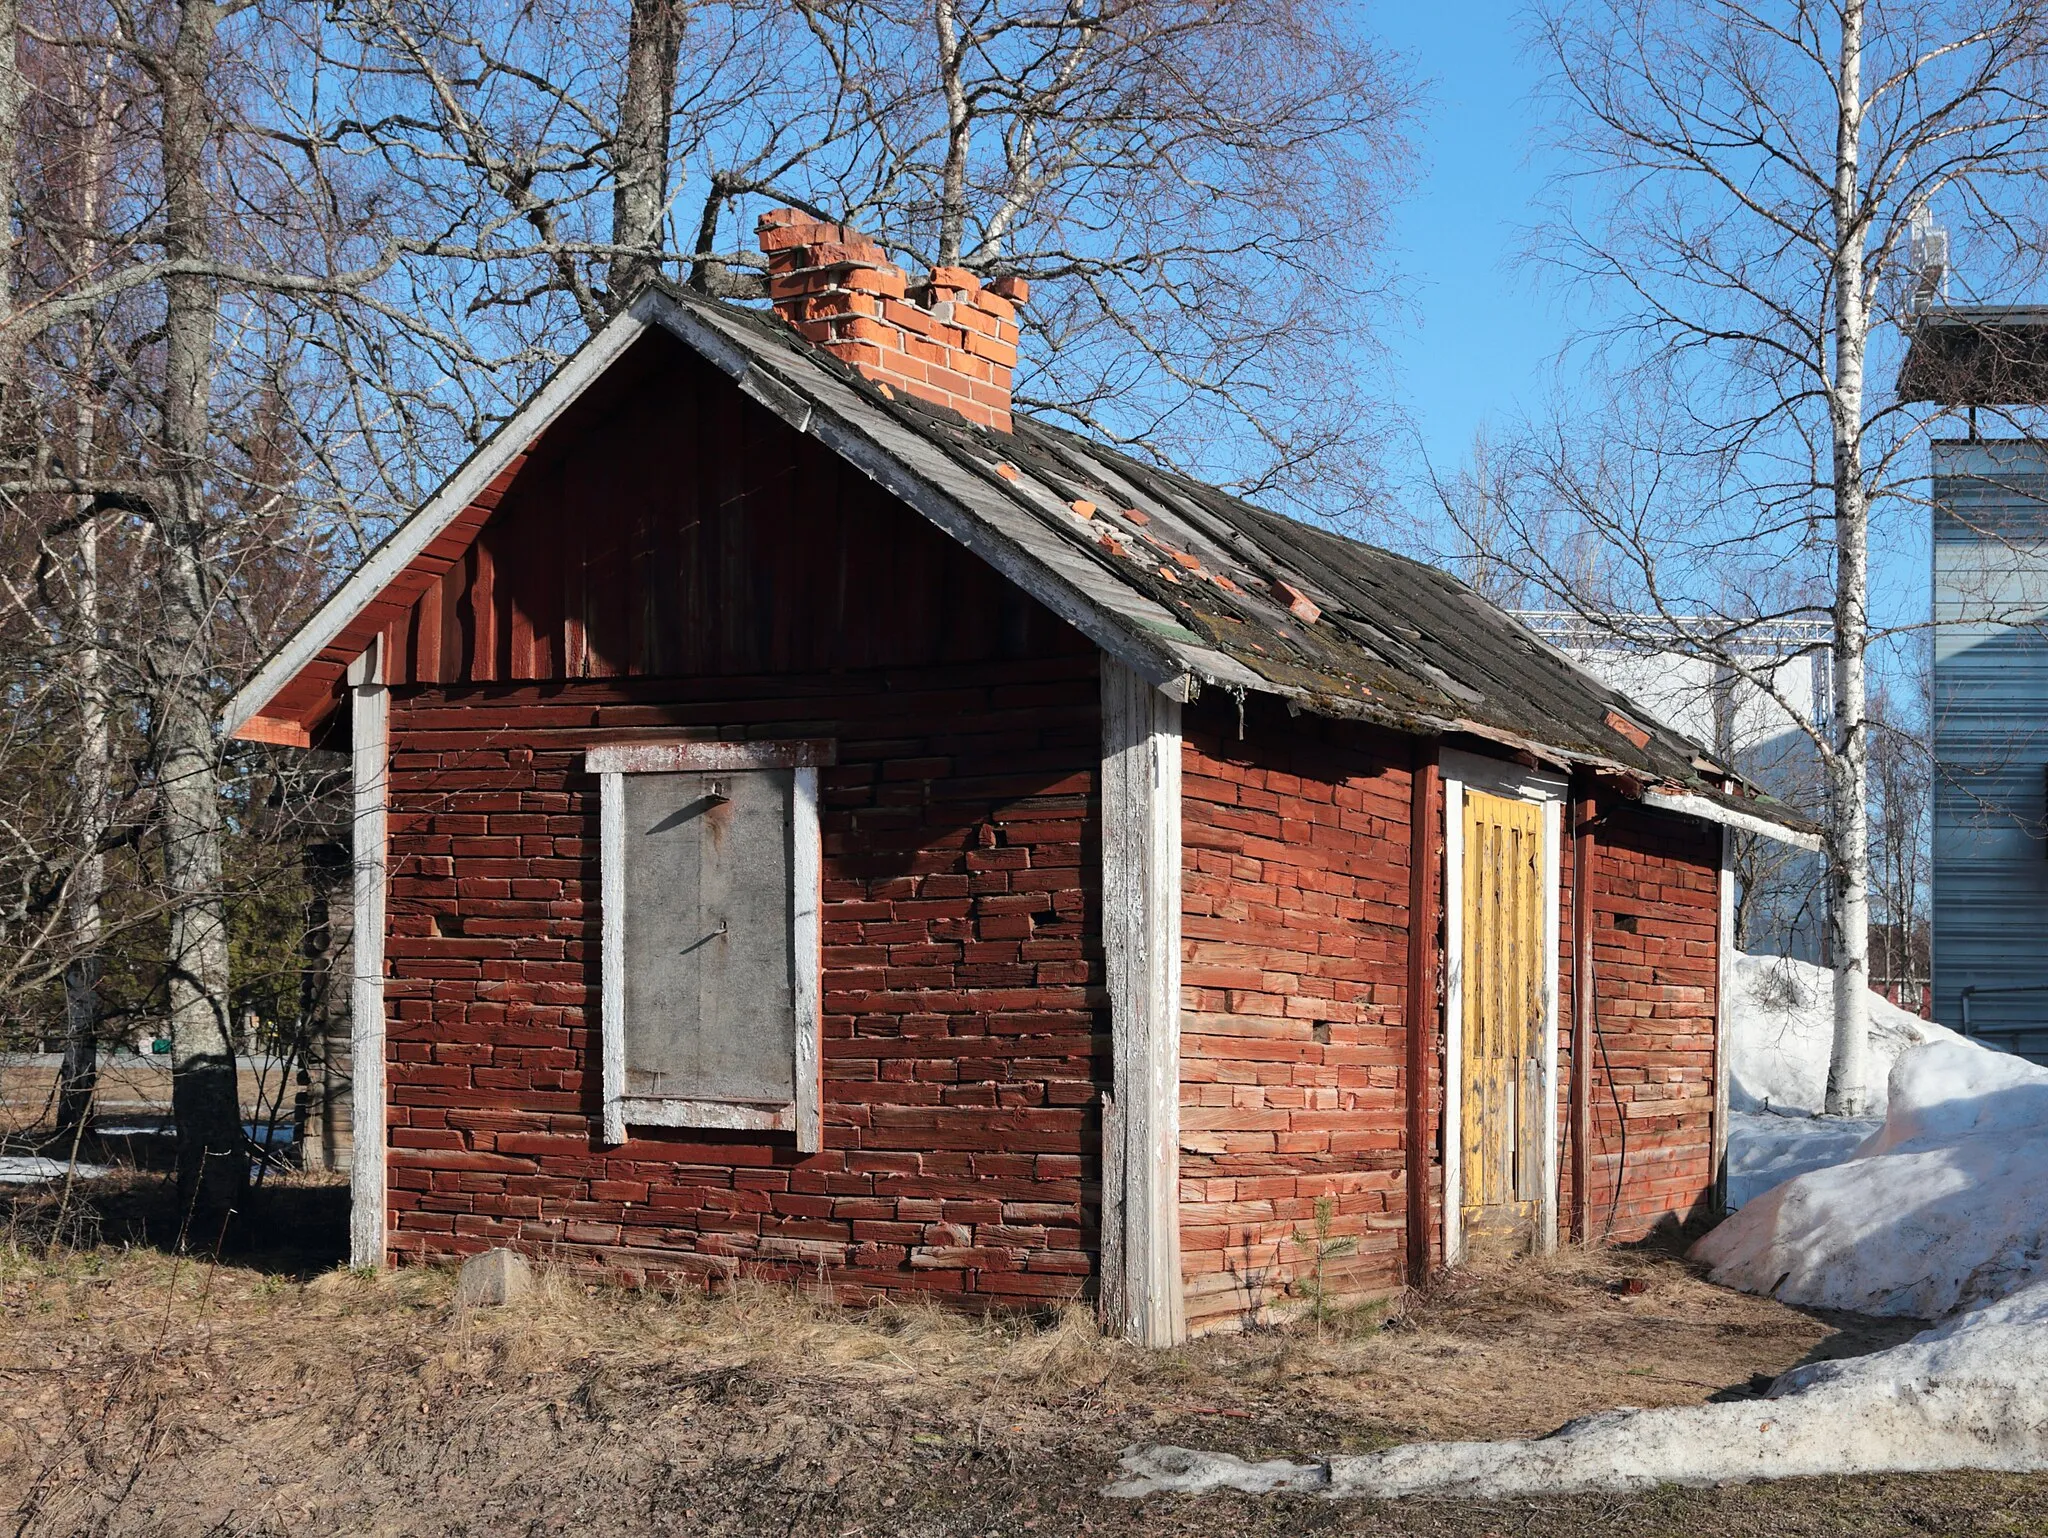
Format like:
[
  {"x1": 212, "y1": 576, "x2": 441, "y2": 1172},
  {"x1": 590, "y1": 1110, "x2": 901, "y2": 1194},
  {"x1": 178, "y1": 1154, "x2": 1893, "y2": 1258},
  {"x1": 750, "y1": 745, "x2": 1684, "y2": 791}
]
[
  {"x1": 1470, "y1": 0, "x2": 2048, "y2": 1113},
  {"x1": 0, "y1": 0, "x2": 471, "y2": 1216},
  {"x1": 329, "y1": 0, "x2": 1415, "y2": 512}
]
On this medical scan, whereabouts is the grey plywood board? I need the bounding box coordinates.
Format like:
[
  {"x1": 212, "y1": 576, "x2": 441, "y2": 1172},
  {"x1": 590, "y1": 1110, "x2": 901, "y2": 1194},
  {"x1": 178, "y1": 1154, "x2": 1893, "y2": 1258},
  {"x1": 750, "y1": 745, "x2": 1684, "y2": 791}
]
[{"x1": 619, "y1": 769, "x2": 795, "y2": 1103}]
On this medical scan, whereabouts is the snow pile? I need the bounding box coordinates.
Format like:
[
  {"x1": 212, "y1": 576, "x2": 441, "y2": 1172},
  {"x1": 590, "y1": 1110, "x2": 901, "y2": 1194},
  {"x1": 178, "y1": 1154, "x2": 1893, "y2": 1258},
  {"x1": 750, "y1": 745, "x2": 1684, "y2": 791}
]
[
  {"x1": 0, "y1": 1154, "x2": 111, "y2": 1185},
  {"x1": 1724, "y1": 1109, "x2": 1879, "y2": 1210},
  {"x1": 1721, "y1": 952, "x2": 1980, "y2": 1209},
  {"x1": 1697, "y1": 1041, "x2": 2048, "y2": 1317},
  {"x1": 1110, "y1": 1037, "x2": 2048, "y2": 1500},
  {"x1": 1728, "y1": 952, "x2": 1959, "y2": 1115},
  {"x1": 1110, "y1": 1276, "x2": 2048, "y2": 1498}
]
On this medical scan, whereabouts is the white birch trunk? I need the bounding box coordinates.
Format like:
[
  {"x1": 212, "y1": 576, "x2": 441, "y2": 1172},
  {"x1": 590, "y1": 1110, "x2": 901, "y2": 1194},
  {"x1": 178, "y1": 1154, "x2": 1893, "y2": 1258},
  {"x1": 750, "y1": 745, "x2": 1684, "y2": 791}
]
[
  {"x1": 57, "y1": 94, "x2": 114, "y2": 1145},
  {"x1": 58, "y1": 499, "x2": 107, "y2": 1141},
  {"x1": 933, "y1": 0, "x2": 971, "y2": 267},
  {"x1": 1824, "y1": 0, "x2": 1874, "y2": 1118},
  {"x1": 159, "y1": 0, "x2": 246, "y2": 1217}
]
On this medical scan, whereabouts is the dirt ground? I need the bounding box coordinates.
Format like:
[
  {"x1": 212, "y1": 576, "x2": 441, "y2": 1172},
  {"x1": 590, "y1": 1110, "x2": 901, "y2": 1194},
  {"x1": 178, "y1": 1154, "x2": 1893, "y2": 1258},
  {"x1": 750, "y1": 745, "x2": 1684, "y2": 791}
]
[{"x1": 4, "y1": 1177, "x2": 2045, "y2": 1537}]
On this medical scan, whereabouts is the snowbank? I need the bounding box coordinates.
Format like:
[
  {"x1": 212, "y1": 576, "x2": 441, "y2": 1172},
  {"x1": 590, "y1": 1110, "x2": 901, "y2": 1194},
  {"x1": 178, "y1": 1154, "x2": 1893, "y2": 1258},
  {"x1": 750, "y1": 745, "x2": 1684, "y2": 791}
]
[
  {"x1": 1720, "y1": 952, "x2": 1983, "y2": 1210},
  {"x1": 1728, "y1": 952, "x2": 1959, "y2": 1115},
  {"x1": 0, "y1": 1154, "x2": 112, "y2": 1185},
  {"x1": 1724, "y1": 1109, "x2": 1879, "y2": 1210},
  {"x1": 1110, "y1": 1275, "x2": 2048, "y2": 1498},
  {"x1": 1697, "y1": 1041, "x2": 2048, "y2": 1317},
  {"x1": 1109, "y1": 1036, "x2": 2048, "y2": 1500}
]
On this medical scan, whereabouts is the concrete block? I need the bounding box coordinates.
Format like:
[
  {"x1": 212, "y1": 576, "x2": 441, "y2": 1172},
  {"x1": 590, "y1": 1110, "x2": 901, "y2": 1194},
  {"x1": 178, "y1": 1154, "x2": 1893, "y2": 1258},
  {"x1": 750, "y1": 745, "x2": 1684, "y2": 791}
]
[{"x1": 456, "y1": 1247, "x2": 534, "y2": 1307}]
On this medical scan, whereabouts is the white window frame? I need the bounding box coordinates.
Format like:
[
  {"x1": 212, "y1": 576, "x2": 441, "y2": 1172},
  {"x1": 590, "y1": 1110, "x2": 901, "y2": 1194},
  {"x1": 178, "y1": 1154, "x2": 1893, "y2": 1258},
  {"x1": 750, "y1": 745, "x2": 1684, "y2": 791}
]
[
  {"x1": 1439, "y1": 747, "x2": 1566, "y2": 1264},
  {"x1": 586, "y1": 739, "x2": 833, "y2": 1152}
]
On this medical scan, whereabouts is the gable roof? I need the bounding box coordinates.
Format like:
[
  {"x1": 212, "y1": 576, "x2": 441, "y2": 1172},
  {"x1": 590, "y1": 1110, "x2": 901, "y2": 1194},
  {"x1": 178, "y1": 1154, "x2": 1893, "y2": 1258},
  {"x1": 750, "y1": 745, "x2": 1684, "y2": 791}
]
[{"x1": 224, "y1": 282, "x2": 1814, "y2": 842}]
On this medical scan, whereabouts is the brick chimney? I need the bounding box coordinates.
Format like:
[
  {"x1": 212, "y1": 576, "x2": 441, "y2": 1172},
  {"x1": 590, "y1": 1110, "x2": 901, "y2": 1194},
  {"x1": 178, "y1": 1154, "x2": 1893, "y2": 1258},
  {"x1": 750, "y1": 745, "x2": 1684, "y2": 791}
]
[{"x1": 757, "y1": 208, "x2": 1027, "y2": 433}]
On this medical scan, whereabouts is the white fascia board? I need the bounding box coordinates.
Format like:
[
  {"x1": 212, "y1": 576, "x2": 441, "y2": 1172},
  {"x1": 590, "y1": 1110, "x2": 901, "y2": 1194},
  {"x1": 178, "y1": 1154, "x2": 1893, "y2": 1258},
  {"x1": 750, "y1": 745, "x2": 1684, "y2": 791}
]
[
  {"x1": 1641, "y1": 788, "x2": 1822, "y2": 850},
  {"x1": 220, "y1": 302, "x2": 658, "y2": 738}
]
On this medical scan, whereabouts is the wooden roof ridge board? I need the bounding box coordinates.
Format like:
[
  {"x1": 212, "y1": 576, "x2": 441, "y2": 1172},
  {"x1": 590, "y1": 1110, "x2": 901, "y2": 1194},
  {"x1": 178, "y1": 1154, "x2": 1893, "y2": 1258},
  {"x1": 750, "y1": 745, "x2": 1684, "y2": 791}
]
[{"x1": 221, "y1": 281, "x2": 1814, "y2": 842}]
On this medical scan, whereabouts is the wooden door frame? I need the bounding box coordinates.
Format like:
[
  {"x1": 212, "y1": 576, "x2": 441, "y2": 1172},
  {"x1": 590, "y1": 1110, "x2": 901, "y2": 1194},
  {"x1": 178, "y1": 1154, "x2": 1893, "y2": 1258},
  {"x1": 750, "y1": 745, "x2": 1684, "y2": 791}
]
[{"x1": 1440, "y1": 748, "x2": 1566, "y2": 1265}]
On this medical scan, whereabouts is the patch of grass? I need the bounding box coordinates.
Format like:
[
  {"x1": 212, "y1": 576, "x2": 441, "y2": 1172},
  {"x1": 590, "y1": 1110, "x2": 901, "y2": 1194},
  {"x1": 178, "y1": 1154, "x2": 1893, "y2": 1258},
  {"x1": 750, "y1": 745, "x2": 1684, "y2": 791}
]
[{"x1": 0, "y1": 1226, "x2": 1957, "y2": 1537}]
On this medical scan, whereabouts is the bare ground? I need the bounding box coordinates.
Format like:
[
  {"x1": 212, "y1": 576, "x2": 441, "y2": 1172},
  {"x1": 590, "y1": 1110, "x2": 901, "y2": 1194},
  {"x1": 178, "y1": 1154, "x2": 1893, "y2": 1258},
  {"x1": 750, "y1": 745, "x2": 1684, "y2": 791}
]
[{"x1": 3, "y1": 1178, "x2": 2043, "y2": 1537}]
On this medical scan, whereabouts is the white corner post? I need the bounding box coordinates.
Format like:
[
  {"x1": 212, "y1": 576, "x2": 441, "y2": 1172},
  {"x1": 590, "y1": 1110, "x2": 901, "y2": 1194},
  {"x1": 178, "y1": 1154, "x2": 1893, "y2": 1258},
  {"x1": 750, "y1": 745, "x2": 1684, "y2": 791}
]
[
  {"x1": 1440, "y1": 773, "x2": 1466, "y2": 1268},
  {"x1": 597, "y1": 769, "x2": 628, "y2": 1147},
  {"x1": 1713, "y1": 826, "x2": 1735, "y2": 1213},
  {"x1": 1099, "y1": 657, "x2": 1185, "y2": 1348},
  {"x1": 348, "y1": 638, "x2": 389, "y2": 1270}
]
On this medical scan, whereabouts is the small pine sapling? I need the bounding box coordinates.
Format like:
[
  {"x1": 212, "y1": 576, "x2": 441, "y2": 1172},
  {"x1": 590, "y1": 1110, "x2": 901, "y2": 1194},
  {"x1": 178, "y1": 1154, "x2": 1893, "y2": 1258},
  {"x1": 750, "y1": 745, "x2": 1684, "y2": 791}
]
[{"x1": 1292, "y1": 1195, "x2": 1357, "y2": 1339}]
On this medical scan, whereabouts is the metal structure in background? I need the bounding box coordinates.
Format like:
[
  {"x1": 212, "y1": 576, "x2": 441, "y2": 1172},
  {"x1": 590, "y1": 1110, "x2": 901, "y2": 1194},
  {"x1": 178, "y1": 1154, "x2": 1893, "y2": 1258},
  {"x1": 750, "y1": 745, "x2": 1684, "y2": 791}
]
[
  {"x1": 1514, "y1": 611, "x2": 1833, "y2": 964},
  {"x1": 1925, "y1": 436, "x2": 2048, "y2": 1062},
  {"x1": 1905, "y1": 304, "x2": 2048, "y2": 1063}
]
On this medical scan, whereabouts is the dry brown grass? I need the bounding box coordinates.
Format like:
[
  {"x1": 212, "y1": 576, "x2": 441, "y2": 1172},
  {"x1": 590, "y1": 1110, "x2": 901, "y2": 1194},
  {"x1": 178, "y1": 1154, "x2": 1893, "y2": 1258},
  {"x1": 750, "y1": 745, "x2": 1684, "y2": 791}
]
[{"x1": 0, "y1": 1196, "x2": 2022, "y2": 1537}]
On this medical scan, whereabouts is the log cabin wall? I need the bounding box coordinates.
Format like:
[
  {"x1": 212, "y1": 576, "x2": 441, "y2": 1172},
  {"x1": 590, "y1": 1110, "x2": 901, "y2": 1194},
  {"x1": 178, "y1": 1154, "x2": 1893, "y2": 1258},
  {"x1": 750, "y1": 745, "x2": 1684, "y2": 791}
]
[
  {"x1": 1563, "y1": 800, "x2": 1722, "y2": 1241},
  {"x1": 354, "y1": 321, "x2": 1723, "y2": 1303},
  {"x1": 374, "y1": 333, "x2": 1107, "y2": 1302},
  {"x1": 1176, "y1": 694, "x2": 1423, "y2": 1332},
  {"x1": 1168, "y1": 684, "x2": 1720, "y2": 1331}
]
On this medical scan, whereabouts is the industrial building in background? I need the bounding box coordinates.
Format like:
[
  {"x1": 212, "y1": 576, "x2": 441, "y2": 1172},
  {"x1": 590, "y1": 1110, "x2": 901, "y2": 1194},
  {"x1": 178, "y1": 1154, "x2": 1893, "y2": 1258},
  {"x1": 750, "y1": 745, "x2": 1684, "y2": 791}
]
[
  {"x1": 1516, "y1": 612, "x2": 1832, "y2": 967},
  {"x1": 1901, "y1": 303, "x2": 2048, "y2": 1061}
]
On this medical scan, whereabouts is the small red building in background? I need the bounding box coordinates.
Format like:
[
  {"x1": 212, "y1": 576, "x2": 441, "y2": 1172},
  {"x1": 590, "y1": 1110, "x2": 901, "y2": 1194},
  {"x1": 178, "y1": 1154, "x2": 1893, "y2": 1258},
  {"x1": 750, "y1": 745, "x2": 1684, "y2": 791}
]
[{"x1": 225, "y1": 214, "x2": 1811, "y2": 1343}]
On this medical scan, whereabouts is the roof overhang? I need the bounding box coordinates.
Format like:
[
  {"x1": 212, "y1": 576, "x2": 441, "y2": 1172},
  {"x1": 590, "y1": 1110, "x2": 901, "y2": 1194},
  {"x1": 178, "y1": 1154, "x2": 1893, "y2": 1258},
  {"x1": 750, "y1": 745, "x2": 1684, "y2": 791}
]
[
  {"x1": 1642, "y1": 788, "x2": 1822, "y2": 850},
  {"x1": 223, "y1": 286, "x2": 1814, "y2": 845},
  {"x1": 1898, "y1": 306, "x2": 2048, "y2": 406}
]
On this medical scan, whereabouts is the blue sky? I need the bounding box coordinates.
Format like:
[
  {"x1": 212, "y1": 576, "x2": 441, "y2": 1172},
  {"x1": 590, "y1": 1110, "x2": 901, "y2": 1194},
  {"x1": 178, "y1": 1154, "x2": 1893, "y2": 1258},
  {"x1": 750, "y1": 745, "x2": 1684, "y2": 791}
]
[
  {"x1": 1372, "y1": 3, "x2": 1934, "y2": 660},
  {"x1": 1375, "y1": 0, "x2": 1567, "y2": 487}
]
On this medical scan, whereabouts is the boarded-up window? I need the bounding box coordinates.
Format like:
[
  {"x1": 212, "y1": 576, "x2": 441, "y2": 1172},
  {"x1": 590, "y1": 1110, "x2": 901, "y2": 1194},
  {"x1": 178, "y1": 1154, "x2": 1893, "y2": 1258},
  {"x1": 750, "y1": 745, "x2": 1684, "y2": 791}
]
[{"x1": 588, "y1": 740, "x2": 831, "y2": 1150}]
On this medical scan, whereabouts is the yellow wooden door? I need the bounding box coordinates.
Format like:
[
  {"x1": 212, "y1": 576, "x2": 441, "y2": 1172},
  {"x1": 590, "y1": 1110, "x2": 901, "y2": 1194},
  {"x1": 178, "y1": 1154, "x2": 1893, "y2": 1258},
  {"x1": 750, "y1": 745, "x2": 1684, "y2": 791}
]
[{"x1": 1461, "y1": 788, "x2": 1547, "y2": 1244}]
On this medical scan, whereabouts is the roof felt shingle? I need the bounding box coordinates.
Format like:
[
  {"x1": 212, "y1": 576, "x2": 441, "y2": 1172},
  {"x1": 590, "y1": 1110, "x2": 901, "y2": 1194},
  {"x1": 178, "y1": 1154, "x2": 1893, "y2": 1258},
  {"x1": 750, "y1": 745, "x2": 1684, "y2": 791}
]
[{"x1": 223, "y1": 281, "x2": 1810, "y2": 834}]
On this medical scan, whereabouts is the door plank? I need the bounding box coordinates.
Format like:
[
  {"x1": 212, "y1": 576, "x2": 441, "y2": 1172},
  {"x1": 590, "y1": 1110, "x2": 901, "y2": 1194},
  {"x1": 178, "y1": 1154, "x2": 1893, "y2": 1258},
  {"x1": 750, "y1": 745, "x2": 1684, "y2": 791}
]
[{"x1": 1462, "y1": 789, "x2": 1547, "y2": 1246}]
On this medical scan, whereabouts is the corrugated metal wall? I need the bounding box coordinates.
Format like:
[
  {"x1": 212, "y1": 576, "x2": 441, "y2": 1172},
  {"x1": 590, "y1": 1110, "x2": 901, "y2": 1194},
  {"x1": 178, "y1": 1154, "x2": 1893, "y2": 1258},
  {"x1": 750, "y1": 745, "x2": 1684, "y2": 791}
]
[{"x1": 1932, "y1": 438, "x2": 2048, "y2": 1059}]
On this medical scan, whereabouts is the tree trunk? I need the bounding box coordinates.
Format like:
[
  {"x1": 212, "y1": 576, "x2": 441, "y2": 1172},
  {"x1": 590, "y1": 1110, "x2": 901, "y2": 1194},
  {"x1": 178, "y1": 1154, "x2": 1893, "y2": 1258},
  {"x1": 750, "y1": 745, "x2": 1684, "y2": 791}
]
[
  {"x1": 158, "y1": 0, "x2": 246, "y2": 1223},
  {"x1": 56, "y1": 512, "x2": 106, "y2": 1146},
  {"x1": 933, "y1": 0, "x2": 970, "y2": 266},
  {"x1": 1824, "y1": 0, "x2": 1874, "y2": 1118},
  {"x1": 607, "y1": 0, "x2": 684, "y2": 310},
  {"x1": 56, "y1": 105, "x2": 112, "y2": 1151},
  {"x1": 0, "y1": 0, "x2": 21, "y2": 410}
]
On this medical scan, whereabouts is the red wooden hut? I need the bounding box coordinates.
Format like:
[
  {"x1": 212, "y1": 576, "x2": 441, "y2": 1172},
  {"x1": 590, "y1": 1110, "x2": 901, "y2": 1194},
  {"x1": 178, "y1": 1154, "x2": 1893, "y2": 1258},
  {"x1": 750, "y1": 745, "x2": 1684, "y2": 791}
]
[{"x1": 225, "y1": 212, "x2": 1813, "y2": 1343}]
